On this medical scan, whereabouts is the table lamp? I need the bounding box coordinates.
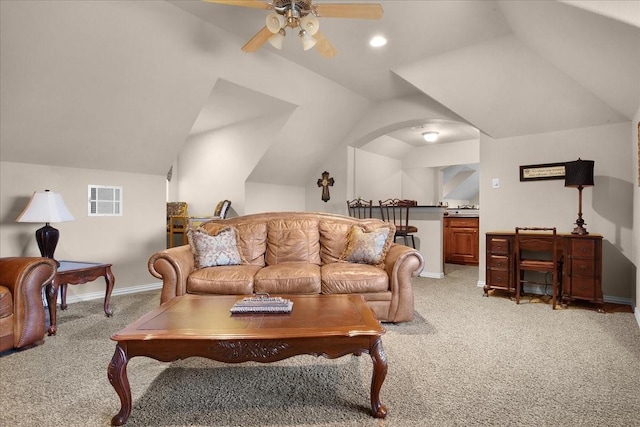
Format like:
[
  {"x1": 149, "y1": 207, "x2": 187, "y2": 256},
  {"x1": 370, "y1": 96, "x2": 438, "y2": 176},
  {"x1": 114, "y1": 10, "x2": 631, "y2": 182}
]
[
  {"x1": 564, "y1": 158, "x2": 594, "y2": 235},
  {"x1": 16, "y1": 190, "x2": 75, "y2": 264}
]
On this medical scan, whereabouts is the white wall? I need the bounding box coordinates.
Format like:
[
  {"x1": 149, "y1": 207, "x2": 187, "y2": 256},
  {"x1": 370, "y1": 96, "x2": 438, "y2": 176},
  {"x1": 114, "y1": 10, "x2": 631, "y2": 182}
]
[
  {"x1": 633, "y1": 110, "x2": 640, "y2": 322},
  {"x1": 245, "y1": 182, "x2": 305, "y2": 214},
  {"x1": 177, "y1": 114, "x2": 293, "y2": 217},
  {"x1": 353, "y1": 149, "x2": 403, "y2": 203},
  {"x1": 402, "y1": 167, "x2": 440, "y2": 205},
  {"x1": 0, "y1": 161, "x2": 166, "y2": 299},
  {"x1": 479, "y1": 122, "x2": 635, "y2": 302}
]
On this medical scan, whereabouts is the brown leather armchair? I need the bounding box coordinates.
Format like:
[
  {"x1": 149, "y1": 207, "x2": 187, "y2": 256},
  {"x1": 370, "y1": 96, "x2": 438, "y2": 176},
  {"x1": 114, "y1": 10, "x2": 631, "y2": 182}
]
[{"x1": 0, "y1": 257, "x2": 57, "y2": 352}]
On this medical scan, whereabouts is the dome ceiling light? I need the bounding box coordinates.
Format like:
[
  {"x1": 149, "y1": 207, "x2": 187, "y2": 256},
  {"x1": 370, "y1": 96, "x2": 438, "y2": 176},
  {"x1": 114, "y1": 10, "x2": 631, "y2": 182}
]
[{"x1": 422, "y1": 132, "x2": 439, "y2": 143}]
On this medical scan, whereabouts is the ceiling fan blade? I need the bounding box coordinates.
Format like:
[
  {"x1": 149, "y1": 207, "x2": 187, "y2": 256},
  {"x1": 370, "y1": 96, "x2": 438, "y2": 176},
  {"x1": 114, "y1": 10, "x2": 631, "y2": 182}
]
[
  {"x1": 314, "y1": 31, "x2": 338, "y2": 58},
  {"x1": 241, "y1": 26, "x2": 273, "y2": 53},
  {"x1": 313, "y1": 3, "x2": 383, "y2": 19},
  {"x1": 201, "y1": 0, "x2": 270, "y2": 10}
]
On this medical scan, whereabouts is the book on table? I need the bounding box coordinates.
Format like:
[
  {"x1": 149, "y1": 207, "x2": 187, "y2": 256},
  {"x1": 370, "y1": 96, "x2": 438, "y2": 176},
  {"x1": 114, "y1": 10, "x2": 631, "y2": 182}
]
[{"x1": 230, "y1": 294, "x2": 293, "y2": 314}]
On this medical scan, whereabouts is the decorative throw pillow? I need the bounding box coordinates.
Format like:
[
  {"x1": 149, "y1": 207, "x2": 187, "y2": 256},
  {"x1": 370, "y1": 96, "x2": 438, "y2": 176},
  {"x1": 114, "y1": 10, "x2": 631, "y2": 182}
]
[
  {"x1": 340, "y1": 225, "x2": 392, "y2": 266},
  {"x1": 187, "y1": 226, "x2": 244, "y2": 269}
]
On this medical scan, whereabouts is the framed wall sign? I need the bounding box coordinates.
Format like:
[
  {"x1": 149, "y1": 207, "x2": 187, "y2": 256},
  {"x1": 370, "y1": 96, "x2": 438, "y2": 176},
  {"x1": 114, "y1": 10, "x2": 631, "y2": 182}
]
[{"x1": 519, "y1": 162, "x2": 566, "y2": 182}]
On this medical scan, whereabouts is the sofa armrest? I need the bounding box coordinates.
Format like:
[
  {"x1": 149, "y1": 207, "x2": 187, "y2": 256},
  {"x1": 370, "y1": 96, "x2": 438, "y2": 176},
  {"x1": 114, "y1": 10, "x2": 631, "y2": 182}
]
[
  {"x1": 148, "y1": 245, "x2": 195, "y2": 304},
  {"x1": 383, "y1": 244, "x2": 424, "y2": 322},
  {"x1": 0, "y1": 257, "x2": 57, "y2": 348}
]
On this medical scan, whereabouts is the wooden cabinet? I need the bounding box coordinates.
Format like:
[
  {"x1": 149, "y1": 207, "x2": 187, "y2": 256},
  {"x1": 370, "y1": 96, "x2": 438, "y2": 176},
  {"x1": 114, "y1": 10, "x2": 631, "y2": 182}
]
[
  {"x1": 484, "y1": 232, "x2": 603, "y2": 309},
  {"x1": 444, "y1": 217, "x2": 479, "y2": 265}
]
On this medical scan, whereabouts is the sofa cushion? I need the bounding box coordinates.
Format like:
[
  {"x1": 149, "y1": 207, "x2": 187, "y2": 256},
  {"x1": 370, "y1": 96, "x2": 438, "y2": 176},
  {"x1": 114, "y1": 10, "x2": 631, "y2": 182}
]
[
  {"x1": 340, "y1": 224, "x2": 393, "y2": 267},
  {"x1": 254, "y1": 262, "x2": 321, "y2": 294},
  {"x1": 234, "y1": 222, "x2": 268, "y2": 267},
  {"x1": 319, "y1": 220, "x2": 351, "y2": 264},
  {"x1": 187, "y1": 265, "x2": 261, "y2": 295},
  {"x1": 321, "y1": 263, "x2": 389, "y2": 294},
  {"x1": 0, "y1": 286, "x2": 13, "y2": 319},
  {"x1": 266, "y1": 219, "x2": 321, "y2": 265},
  {"x1": 187, "y1": 226, "x2": 245, "y2": 269}
]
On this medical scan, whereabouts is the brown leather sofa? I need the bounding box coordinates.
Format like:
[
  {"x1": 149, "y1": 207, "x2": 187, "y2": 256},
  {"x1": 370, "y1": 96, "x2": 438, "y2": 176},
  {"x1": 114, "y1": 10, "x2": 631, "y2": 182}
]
[
  {"x1": 149, "y1": 212, "x2": 424, "y2": 322},
  {"x1": 0, "y1": 257, "x2": 57, "y2": 352}
]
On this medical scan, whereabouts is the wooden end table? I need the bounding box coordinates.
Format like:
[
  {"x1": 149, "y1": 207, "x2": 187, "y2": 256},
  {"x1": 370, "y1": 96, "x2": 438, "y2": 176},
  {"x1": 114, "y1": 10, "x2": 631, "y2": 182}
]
[
  {"x1": 108, "y1": 294, "x2": 387, "y2": 426},
  {"x1": 46, "y1": 260, "x2": 115, "y2": 335}
]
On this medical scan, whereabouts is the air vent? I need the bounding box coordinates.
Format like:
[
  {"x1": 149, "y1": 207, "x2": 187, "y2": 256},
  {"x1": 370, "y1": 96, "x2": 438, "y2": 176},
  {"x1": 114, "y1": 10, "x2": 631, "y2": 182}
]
[{"x1": 88, "y1": 185, "x2": 122, "y2": 216}]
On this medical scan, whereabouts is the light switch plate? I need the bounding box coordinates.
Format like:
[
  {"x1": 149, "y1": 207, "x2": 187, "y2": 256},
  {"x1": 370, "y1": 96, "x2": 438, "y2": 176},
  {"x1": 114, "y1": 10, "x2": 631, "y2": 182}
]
[{"x1": 492, "y1": 178, "x2": 500, "y2": 188}]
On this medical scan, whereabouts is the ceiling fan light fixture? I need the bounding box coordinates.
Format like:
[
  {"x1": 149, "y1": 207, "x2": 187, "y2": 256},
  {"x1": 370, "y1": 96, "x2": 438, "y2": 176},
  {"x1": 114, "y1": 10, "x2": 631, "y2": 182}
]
[
  {"x1": 299, "y1": 30, "x2": 317, "y2": 50},
  {"x1": 422, "y1": 131, "x2": 439, "y2": 143},
  {"x1": 369, "y1": 35, "x2": 387, "y2": 47},
  {"x1": 268, "y1": 28, "x2": 286, "y2": 49},
  {"x1": 266, "y1": 12, "x2": 286, "y2": 33},
  {"x1": 300, "y1": 14, "x2": 319, "y2": 35}
]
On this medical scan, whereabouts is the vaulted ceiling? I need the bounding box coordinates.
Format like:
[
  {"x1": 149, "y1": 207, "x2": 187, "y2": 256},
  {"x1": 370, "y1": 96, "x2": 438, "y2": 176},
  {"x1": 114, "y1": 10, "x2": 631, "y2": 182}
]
[{"x1": 1, "y1": 1, "x2": 638, "y2": 184}]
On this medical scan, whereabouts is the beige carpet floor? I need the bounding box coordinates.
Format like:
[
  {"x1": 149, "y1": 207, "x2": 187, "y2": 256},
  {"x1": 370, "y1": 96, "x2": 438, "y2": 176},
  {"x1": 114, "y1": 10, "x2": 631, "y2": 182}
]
[{"x1": 1, "y1": 264, "x2": 639, "y2": 426}]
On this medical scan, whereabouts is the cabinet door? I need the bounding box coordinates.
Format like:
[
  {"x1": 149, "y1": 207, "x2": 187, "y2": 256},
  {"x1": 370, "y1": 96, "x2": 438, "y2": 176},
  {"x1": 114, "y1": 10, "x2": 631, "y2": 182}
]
[{"x1": 448, "y1": 227, "x2": 479, "y2": 265}]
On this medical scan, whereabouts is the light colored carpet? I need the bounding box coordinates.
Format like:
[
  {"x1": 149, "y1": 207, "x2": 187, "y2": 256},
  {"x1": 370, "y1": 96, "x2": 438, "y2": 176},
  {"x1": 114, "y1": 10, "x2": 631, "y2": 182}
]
[{"x1": 1, "y1": 264, "x2": 639, "y2": 426}]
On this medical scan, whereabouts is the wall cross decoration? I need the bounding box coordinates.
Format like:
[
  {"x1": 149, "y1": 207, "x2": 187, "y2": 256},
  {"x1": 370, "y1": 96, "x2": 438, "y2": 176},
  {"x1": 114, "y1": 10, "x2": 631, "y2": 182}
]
[{"x1": 317, "y1": 171, "x2": 334, "y2": 202}]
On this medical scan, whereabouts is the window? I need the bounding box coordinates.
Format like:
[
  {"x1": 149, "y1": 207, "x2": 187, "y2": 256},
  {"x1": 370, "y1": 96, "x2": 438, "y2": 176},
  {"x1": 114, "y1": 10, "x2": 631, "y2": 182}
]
[{"x1": 88, "y1": 185, "x2": 122, "y2": 216}]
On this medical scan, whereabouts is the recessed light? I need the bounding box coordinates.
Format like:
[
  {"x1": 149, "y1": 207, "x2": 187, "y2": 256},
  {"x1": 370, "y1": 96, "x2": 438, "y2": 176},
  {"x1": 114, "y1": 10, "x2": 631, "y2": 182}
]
[{"x1": 370, "y1": 35, "x2": 387, "y2": 47}]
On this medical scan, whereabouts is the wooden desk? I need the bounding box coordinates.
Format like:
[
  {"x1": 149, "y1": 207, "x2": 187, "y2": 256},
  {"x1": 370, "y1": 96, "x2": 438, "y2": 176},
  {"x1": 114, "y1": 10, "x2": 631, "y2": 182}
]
[
  {"x1": 484, "y1": 232, "x2": 603, "y2": 310},
  {"x1": 46, "y1": 261, "x2": 115, "y2": 335}
]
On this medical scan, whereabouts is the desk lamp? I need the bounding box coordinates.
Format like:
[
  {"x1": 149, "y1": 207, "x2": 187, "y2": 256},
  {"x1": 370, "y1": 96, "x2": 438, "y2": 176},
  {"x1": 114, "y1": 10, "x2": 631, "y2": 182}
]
[
  {"x1": 16, "y1": 190, "x2": 75, "y2": 265},
  {"x1": 564, "y1": 159, "x2": 594, "y2": 235}
]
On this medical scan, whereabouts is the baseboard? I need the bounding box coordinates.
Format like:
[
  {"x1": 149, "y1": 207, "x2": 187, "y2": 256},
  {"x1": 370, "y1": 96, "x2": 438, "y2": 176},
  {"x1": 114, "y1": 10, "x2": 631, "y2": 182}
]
[
  {"x1": 47, "y1": 282, "x2": 163, "y2": 306},
  {"x1": 420, "y1": 271, "x2": 445, "y2": 279},
  {"x1": 477, "y1": 282, "x2": 634, "y2": 307}
]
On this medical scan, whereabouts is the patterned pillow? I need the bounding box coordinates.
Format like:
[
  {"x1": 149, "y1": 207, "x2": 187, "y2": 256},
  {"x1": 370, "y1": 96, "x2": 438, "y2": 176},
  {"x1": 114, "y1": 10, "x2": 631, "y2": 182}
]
[
  {"x1": 340, "y1": 225, "x2": 392, "y2": 266},
  {"x1": 187, "y1": 226, "x2": 244, "y2": 269}
]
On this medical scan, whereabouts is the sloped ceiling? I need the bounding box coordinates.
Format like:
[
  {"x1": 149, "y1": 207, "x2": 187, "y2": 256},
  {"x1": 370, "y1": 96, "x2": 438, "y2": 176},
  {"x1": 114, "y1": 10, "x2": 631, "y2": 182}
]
[
  {"x1": 189, "y1": 79, "x2": 297, "y2": 136},
  {"x1": 1, "y1": 1, "x2": 638, "y2": 184},
  {"x1": 0, "y1": 0, "x2": 218, "y2": 175}
]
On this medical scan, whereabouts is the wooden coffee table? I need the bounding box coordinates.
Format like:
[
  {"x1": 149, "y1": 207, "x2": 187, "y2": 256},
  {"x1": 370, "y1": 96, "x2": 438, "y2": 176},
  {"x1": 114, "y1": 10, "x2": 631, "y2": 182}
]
[{"x1": 108, "y1": 294, "x2": 387, "y2": 426}]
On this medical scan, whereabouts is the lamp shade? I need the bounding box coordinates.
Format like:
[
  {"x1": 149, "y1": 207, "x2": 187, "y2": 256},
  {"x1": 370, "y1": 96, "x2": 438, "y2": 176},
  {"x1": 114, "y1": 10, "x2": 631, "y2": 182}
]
[
  {"x1": 16, "y1": 190, "x2": 75, "y2": 223},
  {"x1": 268, "y1": 29, "x2": 285, "y2": 49},
  {"x1": 300, "y1": 30, "x2": 317, "y2": 51},
  {"x1": 564, "y1": 159, "x2": 595, "y2": 187}
]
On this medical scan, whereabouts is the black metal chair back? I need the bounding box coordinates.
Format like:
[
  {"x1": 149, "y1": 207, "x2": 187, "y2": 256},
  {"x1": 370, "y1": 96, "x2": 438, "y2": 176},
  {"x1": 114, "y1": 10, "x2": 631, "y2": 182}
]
[{"x1": 347, "y1": 199, "x2": 373, "y2": 219}]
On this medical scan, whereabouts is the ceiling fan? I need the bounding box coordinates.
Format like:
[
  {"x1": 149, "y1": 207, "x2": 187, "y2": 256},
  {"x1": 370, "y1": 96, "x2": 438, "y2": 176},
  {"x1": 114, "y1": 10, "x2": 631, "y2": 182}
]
[{"x1": 202, "y1": 0, "x2": 384, "y2": 58}]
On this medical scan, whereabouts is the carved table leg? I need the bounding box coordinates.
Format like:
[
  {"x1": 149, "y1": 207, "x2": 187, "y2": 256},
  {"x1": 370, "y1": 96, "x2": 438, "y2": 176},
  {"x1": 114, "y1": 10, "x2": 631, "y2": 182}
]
[
  {"x1": 46, "y1": 282, "x2": 59, "y2": 336},
  {"x1": 104, "y1": 267, "x2": 115, "y2": 317},
  {"x1": 369, "y1": 336, "x2": 388, "y2": 418},
  {"x1": 108, "y1": 344, "x2": 131, "y2": 426},
  {"x1": 60, "y1": 283, "x2": 68, "y2": 310}
]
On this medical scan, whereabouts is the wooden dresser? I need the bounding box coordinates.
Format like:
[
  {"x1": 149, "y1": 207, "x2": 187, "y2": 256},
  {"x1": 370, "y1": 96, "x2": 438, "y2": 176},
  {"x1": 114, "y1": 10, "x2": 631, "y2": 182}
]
[{"x1": 484, "y1": 231, "x2": 603, "y2": 309}]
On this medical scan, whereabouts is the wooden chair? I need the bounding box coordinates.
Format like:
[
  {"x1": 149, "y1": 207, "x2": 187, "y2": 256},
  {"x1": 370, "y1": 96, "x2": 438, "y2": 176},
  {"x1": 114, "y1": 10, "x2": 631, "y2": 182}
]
[
  {"x1": 346, "y1": 199, "x2": 373, "y2": 219},
  {"x1": 166, "y1": 202, "x2": 188, "y2": 248},
  {"x1": 214, "y1": 199, "x2": 232, "y2": 219},
  {"x1": 378, "y1": 198, "x2": 418, "y2": 248},
  {"x1": 515, "y1": 227, "x2": 562, "y2": 309}
]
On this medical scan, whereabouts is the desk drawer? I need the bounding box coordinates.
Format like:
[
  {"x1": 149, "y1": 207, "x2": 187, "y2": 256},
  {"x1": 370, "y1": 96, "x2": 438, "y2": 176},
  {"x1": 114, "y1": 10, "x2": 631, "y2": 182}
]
[
  {"x1": 489, "y1": 255, "x2": 510, "y2": 270},
  {"x1": 571, "y1": 239, "x2": 596, "y2": 258},
  {"x1": 570, "y1": 259, "x2": 595, "y2": 277},
  {"x1": 488, "y1": 270, "x2": 510, "y2": 288},
  {"x1": 570, "y1": 277, "x2": 596, "y2": 299},
  {"x1": 489, "y1": 238, "x2": 510, "y2": 254}
]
